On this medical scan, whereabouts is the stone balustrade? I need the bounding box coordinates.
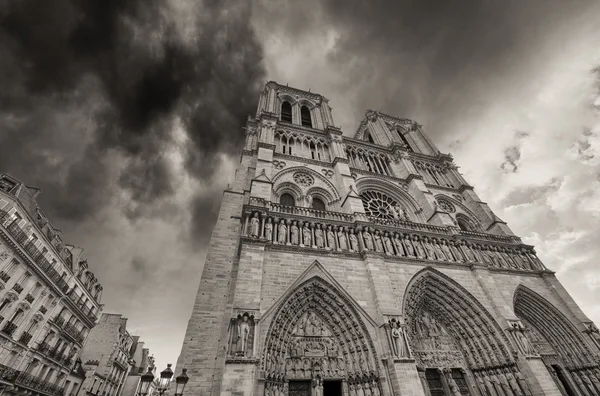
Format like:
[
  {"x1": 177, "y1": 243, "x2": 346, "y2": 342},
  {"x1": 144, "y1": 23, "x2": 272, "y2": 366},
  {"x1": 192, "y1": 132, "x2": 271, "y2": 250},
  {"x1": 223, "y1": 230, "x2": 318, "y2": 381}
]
[{"x1": 242, "y1": 206, "x2": 546, "y2": 272}]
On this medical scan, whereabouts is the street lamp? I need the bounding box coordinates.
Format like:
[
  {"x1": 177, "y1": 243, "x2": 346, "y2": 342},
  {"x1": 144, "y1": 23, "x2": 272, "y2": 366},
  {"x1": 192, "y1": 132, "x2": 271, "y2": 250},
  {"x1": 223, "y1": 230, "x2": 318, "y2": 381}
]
[
  {"x1": 173, "y1": 368, "x2": 189, "y2": 396},
  {"x1": 138, "y1": 367, "x2": 155, "y2": 396},
  {"x1": 157, "y1": 364, "x2": 174, "y2": 396}
]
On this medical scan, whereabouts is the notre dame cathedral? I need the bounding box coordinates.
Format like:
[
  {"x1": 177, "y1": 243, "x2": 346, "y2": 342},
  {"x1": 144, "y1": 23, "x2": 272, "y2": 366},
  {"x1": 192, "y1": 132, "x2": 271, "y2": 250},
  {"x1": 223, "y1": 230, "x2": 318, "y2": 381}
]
[{"x1": 175, "y1": 82, "x2": 600, "y2": 396}]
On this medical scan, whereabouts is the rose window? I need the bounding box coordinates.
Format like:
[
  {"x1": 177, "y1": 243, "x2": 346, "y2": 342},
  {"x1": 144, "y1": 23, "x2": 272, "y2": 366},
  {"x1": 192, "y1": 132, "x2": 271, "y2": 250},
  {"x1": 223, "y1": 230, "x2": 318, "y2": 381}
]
[
  {"x1": 360, "y1": 191, "x2": 407, "y2": 220},
  {"x1": 436, "y1": 198, "x2": 456, "y2": 213},
  {"x1": 293, "y1": 172, "x2": 314, "y2": 187}
]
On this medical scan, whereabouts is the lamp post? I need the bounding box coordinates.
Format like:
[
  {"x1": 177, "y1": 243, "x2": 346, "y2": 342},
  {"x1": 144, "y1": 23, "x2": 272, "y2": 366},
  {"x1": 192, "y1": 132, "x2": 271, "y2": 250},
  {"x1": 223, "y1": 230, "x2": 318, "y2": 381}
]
[
  {"x1": 138, "y1": 367, "x2": 155, "y2": 396},
  {"x1": 157, "y1": 364, "x2": 174, "y2": 396},
  {"x1": 173, "y1": 368, "x2": 189, "y2": 396}
]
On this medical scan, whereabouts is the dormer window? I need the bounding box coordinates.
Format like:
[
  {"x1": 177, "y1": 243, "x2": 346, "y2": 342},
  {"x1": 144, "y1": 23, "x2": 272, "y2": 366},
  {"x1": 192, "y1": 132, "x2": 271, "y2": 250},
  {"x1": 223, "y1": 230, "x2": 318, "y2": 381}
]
[
  {"x1": 281, "y1": 101, "x2": 292, "y2": 123},
  {"x1": 300, "y1": 106, "x2": 312, "y2": 128}
]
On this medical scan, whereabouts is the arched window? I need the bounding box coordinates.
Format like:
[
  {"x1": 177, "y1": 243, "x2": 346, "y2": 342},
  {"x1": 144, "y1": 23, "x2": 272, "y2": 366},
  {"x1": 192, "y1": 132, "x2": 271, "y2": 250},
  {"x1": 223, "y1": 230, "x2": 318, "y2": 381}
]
[
  {"x1": 365, "y1": 132, "x2": 375, "y2": 144},
  {"x1": 280, "y1": 193, "x2": 295, "y2": 207},
  {"x1": 300, "y1": 106, "x2": 312, "y2": 128},
  {"x1": 281, "y1": 101, "x2": 293, "y2": 123},
  {"x1": 456, "y1": 215, "x2": 473, "y2": 231},
  {"x1": 396, "y1": 129, "x2": 413, "y2": 152},
  {"x1": 311, "y1": 197, "x2": 326, "y2": 211}
]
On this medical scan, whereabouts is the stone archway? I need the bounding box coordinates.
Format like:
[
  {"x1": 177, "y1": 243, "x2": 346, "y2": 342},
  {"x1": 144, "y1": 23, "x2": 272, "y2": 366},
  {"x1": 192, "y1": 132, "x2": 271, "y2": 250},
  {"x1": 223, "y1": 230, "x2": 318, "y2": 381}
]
[
  {"x1": 403, "y1": 268, "x2": 531, "y2": 396},
  {"x1": 514, "y1": 286, "x2": 600, "y2": 395},
  {"x1": 262, "y1": 277, "x2": 382, "y2": 396}
]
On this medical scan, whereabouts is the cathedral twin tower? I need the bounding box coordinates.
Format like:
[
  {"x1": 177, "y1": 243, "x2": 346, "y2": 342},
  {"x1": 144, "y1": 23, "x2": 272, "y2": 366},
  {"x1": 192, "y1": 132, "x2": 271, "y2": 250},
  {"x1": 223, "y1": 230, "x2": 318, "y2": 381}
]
[{"x1": 176, "y1": 82, "x2": 600, "y2": 396}]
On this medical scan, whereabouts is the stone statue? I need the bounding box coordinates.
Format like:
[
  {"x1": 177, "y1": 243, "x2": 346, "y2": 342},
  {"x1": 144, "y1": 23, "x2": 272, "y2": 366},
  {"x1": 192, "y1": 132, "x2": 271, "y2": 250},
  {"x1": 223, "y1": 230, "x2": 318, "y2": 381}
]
[
  {"x1": 422, "y1": 237, "x2": 435, "y2": 260},
  {"x1": 390, "y1": 205, "x2": 399, "y2": 219},
  {"x1": 383, "y1": 232, "x2": 394, "y2": 255},
  {"x1": 315, "y1": 225, "x2": 325, "y2": 248},
  {"x1": 371, "y1": 381, "x2": 380, "y2": 396},
  {"x1": 374, "y1": 231, "x2": 384, "y2": 252},
  {"x1": 278, "y1": 220, "x2": 287, "y2": 244},
  {"x1": 265, "y1": 218, "x2": 273, "y2": 241},
  {"x1": 402, "y1": 208, "x2": 410, "y2": 221},
  {"x1": 356, "y1": 382, "x2": 365, "y2": 396},
  {"x1": 327, "y1": 226, "x2": 336, "y2": 249},
  {"x1": 250, "y1": 213, "x2": 260, "y2": 237},
  {"x1": 363, "y1": 230, "x2": 374, "y2": 250},
  {"x1": 393, "y1": 234, "x2": 405, "y2": 256},
  {"x1": 349, "y1": 231, "x2": 358, "y2": 251},
  {"x1": 440, "y1": 240, "x2": 454, "y2": 261},
  {"x1": 337, "y1": 228, "x2": 348, "y2": 250},
  {"x1": 391, "y1": 323, "x2": 406, "y2": 357},
  {"x1": 414, "y1": 236, "x2": 426, "y2": 259},
  {"x1": 238, "y1": 315, "x2": 251, "y2": 356},
  {"x1": 290, "y1": 221, "x2": 299, "y2": 244},
  {"x1": 306, "y1": 194, "x2": 313, "y2": 208},
  {"x1": 432, "y1": 239, "x2": 445, "y2": 260},
  {"x1": 517, "y1": 331, "x2": 536, "y2": 355},
  {"x1": 404, "y1": 235, "x2": 415, "y2": 256},
  {"x1": 303, "y1": 224, "x2": 311, "y2": 246}
]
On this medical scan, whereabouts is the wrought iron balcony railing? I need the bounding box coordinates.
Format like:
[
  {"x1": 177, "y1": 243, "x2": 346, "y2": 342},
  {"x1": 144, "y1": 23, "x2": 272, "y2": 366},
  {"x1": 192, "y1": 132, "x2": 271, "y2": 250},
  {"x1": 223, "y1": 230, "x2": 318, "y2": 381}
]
[
  {"x1": 25, "y1": 294, "x2": 35, "y2": 303},
  {"x1": 2, "y1": 321, "x2": 18, "y2": 337},
  {"x1": 0, "y1": 271, "x2": 10, "y2": 283},
  {"x1": 0, "y1": 363, "x2": 18, "y2": 383},
  {"x1": 12, "y1": 283, "x2": 23, "y2": 294},
  {"x1": 15, "y1": 371, "x2": 65, "y2": 396},
  {"x1": 18, "y1": 331, "x2": 32, "y2": 345},
  {"x1": 37, "y1": 342, "x2": 50, "y2": 354}
]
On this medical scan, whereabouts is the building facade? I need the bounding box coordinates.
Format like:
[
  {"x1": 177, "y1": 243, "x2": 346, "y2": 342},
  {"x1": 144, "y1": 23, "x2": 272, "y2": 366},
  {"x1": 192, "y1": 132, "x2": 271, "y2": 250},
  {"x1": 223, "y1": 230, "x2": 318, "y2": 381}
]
[
  {"x1": 0, "y1": 173, "x2": 103, "y2": 396},
  {"x1": 121, "y1": 337, "x2": 156, "y2": 396},
  {"x1": 176, "y1": 82, "x2": 600, "y2": 396},
  {"x1": 77, "y1": 314, "x2": 135, "y2": 396}
]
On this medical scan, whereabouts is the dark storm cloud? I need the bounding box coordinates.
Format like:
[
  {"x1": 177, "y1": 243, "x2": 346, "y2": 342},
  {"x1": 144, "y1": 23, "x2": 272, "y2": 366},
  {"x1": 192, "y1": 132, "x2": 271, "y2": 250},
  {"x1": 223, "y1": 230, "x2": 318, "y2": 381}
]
[
  {"x1": 0, "y1": 0, "x2": 265, "y2": 223},
  {"x1": 189, "y1": 188, "x2": 223, "y2": 248}
]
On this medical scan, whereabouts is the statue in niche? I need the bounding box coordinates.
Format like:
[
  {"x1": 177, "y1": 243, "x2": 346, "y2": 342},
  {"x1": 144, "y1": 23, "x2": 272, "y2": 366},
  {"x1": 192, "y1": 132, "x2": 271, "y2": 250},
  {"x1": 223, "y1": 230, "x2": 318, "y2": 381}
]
[
  {"x1": 393, "y1": 234, "x2": 405, "y2": 256},
  {"x1": 440, "y1": 240, "x2": 454, "y2": 261},
  {"x1": 315, "y1": 225, "x2": 325, "y2": 248},
  {"x1": 363, "y1": 229, "x2": 374, "y2": 250},
  {"x1": 278, "y1": 220, "x2": 287, "y2": 244},
  {"x1": 306, "y1": 194, "x2": 313, "y2": 208},
  {"x1": 327, "y1": 226, "x2": 335, "y2": 249},
  {"x1": 356, "y1": 382, "x2": 365, "y2": 396},
  {"x1": 234, "y1": 313, "x2": 254, "y2": 357},
  {"x1": 349, "y1": 230, "x2": 358, "y2": 251},
  {"x1": 443, "y1": 369, "x2": 462, "y2": 396},
  {"x1": 422, "y1": 237, "x2": 435, "y2": 260},
  {"x1": 303, "y1": 224, "x2": 312, "y2": 246},
  {"x1": 403, "y1": 235, "x2": 415, "y2": 256},
  {"x1": 459, "y1": 241, "x2": 475, "y2": 262},
  {"x1": 308, "y1": 312, "x2": 320, "y2": 335},
  {"x1": 390, "y1": 322, "x2": 407, "y2": 358},
  {"x1": 383, "y1": 232, "x2": 394, "y2": 255},
  {"x1": 337, "y1": 227, "x2": 347, "y2": 250},
  {"x1": 265, "y1": 218, "x2": 273, "y2": 241},
  {"x1": 413, "y1": 236, "x2": 426, "y2": 259},
  {"x1": 290, "y1": 221, "x2": 299, "y2": 244},
  {"x1": 370, "y1": 380, "x2": 380, "y2": 396},
  {"x1": 449, "y1": 241, "x2": 464, "y2": 262},
  {"x1": 250, "y1": 213, "x2": 260, "y2": 237},
  {"x1": 348, "y1": 384, "x2": 356, "y2": 396},
  {"x1": 374, "y1": 230, "x2": 384, "y2": 252},
  {"x1": 432, "y1": 239, "x2": 445, "y2": 260}
]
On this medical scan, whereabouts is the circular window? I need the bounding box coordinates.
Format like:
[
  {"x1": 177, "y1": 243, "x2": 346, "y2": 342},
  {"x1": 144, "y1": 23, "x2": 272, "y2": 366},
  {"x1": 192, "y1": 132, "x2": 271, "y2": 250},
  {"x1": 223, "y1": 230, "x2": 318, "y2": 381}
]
[
  {"x1": 360, "y1": 191, "x2": 407, "y2": 220},
  {"x1": 436, "y1": 198, "x2": 455, "y2": 213},
  {"x1": 293, "y1": 172, "x2": 314, "y2": 187}
]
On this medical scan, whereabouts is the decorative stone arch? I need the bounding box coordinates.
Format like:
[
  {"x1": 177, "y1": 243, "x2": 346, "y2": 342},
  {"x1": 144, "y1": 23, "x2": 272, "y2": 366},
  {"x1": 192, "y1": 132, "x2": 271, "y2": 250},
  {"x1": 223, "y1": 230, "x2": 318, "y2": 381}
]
[
  {"x1": 272, "y1": 166, "x2": 341, "y2": 202},
  {"x1": 355, "y1": 177, "x2": 423, "y2": 222},
  {"x1": 455, "y1": 213, "x2": 482, "y2": 232},
  {"x1": 403, "y1": 267, "x2": 515, "y2": 367},
  {"x1": 297, "y1": 98, "x2": 318, "y2": 110},
  {"x1": 513, "y1": 285, "x2": 598, "y2": 365},
  {"x1": 434, "y1": 194, "x2": 482, "y2": 228},
  {"x1": 513, "y1": 285, "x2": 600, "y2": 395},
  {"x1": 261, "y1": 262, "x2": 383, "y2": 395},
  {"x1": 273, "y1": 182, "x2": 303, "y2": 206},
  {"x1": 305, "y1": 186, "x2": 336, "y2": 210}
]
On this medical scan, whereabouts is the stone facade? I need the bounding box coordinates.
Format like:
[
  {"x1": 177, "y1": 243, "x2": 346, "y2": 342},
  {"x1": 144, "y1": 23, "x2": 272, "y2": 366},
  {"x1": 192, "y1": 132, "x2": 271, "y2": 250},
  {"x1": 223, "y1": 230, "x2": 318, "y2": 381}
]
[
  {"x1": 76, "y1": 314, "x2": 135, "y2": 396},
  {"x1": 0, "y1": 173, "x2": 103, "y2": 396},
  {"x1": 175, "y1": 82, "x2": 600, "y2": 396}
]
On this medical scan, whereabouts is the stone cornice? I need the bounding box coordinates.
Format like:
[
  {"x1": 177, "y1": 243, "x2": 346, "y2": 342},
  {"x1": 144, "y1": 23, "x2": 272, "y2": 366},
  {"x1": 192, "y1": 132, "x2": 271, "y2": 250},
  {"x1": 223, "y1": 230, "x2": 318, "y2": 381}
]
[
  {"x1": 349, "y1": 168, "x2": 408, "y2": 185},
  {"x1": 268, "y1": 81, "x2": 324, "y2": 101},
  {"x1": 257, "y1": 142, "x2": 276, "y2": 151},
  {"x1": 272, "y1": 152, "x2": 332, "y2": 168},
  {"x1": 276, "y1": 121, "x2": 329, "y2": 138}
]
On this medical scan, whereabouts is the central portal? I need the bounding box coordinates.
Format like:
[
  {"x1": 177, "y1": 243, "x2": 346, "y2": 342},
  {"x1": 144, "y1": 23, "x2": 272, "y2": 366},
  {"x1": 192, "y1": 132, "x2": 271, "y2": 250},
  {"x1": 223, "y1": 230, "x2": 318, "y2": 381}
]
[{"x1": 323, "y1": 381, "x2": 342, "y2": 396}]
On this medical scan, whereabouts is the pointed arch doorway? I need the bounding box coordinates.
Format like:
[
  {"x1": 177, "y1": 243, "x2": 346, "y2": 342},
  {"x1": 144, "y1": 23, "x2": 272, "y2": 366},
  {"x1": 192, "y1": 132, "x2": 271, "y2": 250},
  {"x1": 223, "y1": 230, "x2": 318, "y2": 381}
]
[
  {"x1": 403, "y1": 268, "x2": 533, "y2": 396},
  {"x1": 262, "y1": 276, "x2": 382, "y2": 396}
]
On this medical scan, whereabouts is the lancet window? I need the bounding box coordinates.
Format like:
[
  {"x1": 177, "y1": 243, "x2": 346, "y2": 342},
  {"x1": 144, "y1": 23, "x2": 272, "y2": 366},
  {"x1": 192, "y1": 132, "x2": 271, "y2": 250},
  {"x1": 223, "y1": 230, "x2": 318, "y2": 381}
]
[
  {"x1": 281, "y1": 101, "x2": 293, "y2": 123},
  {"x1": 396, "y1": 129, "x2": 413, "y2": 152},
  {"x1": 412, "y1": 161, "x2": 454, "y2": 188},
  {"x1": 275, "y1": 131, "x2": 331, "y2": 162},
  {"x1": 300, "y1": 106, "x2": 312, "y2": 128},
  {"x1": 346, "y1": 147, "x2": 393, "y2": 176}
]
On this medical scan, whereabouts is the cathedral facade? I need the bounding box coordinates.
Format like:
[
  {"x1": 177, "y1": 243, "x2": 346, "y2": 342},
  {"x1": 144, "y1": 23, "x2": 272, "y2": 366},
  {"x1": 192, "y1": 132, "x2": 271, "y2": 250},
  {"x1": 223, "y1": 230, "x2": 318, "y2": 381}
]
[{"x1": 176, "y1": 82, "x2": 600, "y2": 396}]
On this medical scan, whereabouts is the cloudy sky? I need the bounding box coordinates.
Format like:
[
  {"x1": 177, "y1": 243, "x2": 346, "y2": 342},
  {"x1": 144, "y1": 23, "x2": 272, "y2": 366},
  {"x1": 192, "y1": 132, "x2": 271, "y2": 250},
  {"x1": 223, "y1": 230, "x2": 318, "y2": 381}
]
[{"x1": 1, "y1": 0, "x2": 600, "y2": 373}]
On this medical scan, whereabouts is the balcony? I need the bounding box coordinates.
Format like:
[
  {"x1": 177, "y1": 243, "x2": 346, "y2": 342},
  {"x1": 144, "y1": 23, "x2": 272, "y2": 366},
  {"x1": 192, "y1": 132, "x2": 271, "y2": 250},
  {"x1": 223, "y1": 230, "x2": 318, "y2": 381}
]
[
  {"x1": 18, "y1": 332, "x2": 32, "y2": 345},
  {"x1": 25, "y1": 294, "x2": 35, "y2": 303},
  {"x1": 15, "y1": 371, "x2": 65, "y2": 396},
  {"x1": 0, "y1": 271, "x2": 10, "y2": 282},
  {"x1": 2, "y1": 321, "x2": 18, "y2": 337},
  {"x1": 52, "y1": 315, "x2": 65, "y2": 328},
  {"x1": 12, "y1": 283, "x2": 23, "y2": 294},
  {"x1": 0, "y1": 363, "x2": 18, "y2": 383},
  {"x1": 37, "y1": 342, "x2": 51, "y2": 354},
  {"x1": 62, "y1": 322, "x2": 85, "y2": 344},
  {"x1": 0, "y1": 212, "x2": 70, "y2": 294}
]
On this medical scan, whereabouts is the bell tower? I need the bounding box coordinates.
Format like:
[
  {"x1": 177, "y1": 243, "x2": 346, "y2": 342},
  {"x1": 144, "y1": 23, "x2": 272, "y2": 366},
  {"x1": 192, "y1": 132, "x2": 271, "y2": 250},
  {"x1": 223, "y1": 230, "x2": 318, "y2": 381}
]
[{"x1": 176, "y1": 82, "x2": 600, "y2": 396}]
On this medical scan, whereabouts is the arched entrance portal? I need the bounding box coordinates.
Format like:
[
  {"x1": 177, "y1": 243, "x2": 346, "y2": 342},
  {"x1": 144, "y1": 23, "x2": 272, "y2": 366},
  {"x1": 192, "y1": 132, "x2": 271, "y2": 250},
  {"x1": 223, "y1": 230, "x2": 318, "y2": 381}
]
[
  {"x1": 514, "y1": 286, "x2": 600, "y2": 395},
  {"x1": 404, "y1": 268, "x2": 532, "y2": 396},
  {"x1": 262, "y1": 278, "x2": 381, "y2": 396}
]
